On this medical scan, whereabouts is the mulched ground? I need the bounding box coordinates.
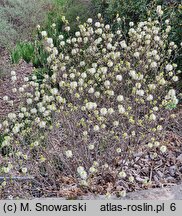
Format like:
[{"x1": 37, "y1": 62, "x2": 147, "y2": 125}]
[{"x1": 0, "y1": 51, "x2": 33, "y2": 118}]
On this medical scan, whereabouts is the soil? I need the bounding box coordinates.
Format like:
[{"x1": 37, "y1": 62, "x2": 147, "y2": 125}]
[{"x1": 0, "y1": 51, "x2": 32, "y2": 119}]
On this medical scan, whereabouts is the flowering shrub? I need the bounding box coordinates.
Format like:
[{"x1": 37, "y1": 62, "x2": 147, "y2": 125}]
[{"x1": 0, "y1": 6, "x2": 181, "y2": 197}]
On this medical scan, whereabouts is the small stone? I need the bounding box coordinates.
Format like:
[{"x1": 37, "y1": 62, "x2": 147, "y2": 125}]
[
  {"x1": 165, "y1": 176, "x2": 175, "y2": 182},
  {"x1": 179, "y1": 166, "x2": 182, "y2": 173},
  {"x1": 177, "y1": 154, "x2": 182, "y2": 162},
  {"x1": 136, "y1": 177, "x2": 145, "y2": 182},
  {"x1": 169, "y1": 166, "x2": 177, "y2": 177},
  {"x1": 133, "y1": 152, "x2": 143, "y2": 157},
  {"x1": 157, "y1": 171, "x2": 164, "y2": 178},
  {"x1": 153, "y1": 175, "x2": 159, "y2": 182}
]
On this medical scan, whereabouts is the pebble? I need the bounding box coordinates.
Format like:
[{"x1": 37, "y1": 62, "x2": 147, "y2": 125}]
[
  {"x1": 177, "y1": 154, "x2": 182, "y2": 163},
  {"x1": 169, "y1": 166, "x2": 177, "y2": 177},
  {"x1": 156, "y1": 171, "x2": 164, "y2": 178}
]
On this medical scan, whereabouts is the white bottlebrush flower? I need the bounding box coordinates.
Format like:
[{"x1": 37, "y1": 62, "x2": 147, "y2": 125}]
[
  {"x1": 129, "y1": 176, "x2": 134, "y2": 182},
  {"x1": 27, "y1": 98, "x2": 32, "y2": 104},
  {"x1": 118, "y1": 105, "x2": 125, "y2": 114},
  {"x1": 58, "y1": 35, "x2": 64, "y2": 40},
  {"x1": 80, "y1": 61, "x2": 86, "y2": 67},
  {"x1": 11, "y1": 76, "x2": 17, "y2": 82},
  {"x1": 156, "y1": 5, "x2": 163, "y2": 16},
  {"x1": 134, "y1": 52, "x2": 140, "y2": 58},
  {"x1": 118, "y1": 171, "x2": 126, "y2": 178},
  {"x1": 149, "y1": 113, "x2": 156, "y2": 121},
  {"x1": 39, "y1": 107, "x2": 46, "y2": 113},
  {"x1": 101, "y1": 67, "x2": 108, "y2": 74},
  {"x1": 65, "y1": 150, "x2": 73, "y2": 158},
  {"x1": 87, "y1": 18, "x2": 93, "y2": 23},
  {"x1": 160, "y1": 145, "x2": 167, "y2": 153},
  {"x1": 30, "y1": 108, "x2": 37, "y2": 114},
  {"x1": 89, "y1": 167, "x2": 96, "y2": 173},
  {"x1": 107, "y1": 61, "x2": 113, "y2": 68},
  {"x1": 107, "y1": 43, "x2": 112, "y2": 50},
  {"x1": 89, "y1": 68, "x2": 96, "y2": 74},
  {"x1": 105, "y1": 24, "x2": 110, "y2": 30},
  {"x1": 135, "y1": 83, "x2": 141, "y2": 88},
  {"x1": 168, "y1": 89, "x2": 176, "y2": 97},
  {"x1": 117, "y1": 95, "x2": 124, "y2": 102},
  {"x1": 120, "y1": 40, "x2": 127, "y2": 48},
  {"x1": 108, "y1": 108, "x2": 114, "y2": 114},
  {"x1": 80, "y1": 170, "x2": 87, "y2": 179},
  {"x1": 93, "y1": 161, "x2": 99, "y2": 167},
  {"x1": 94, "y1": 91, "x2": 100, "y2": 98},
  {"x1": 12, "y1": 88, "x2": 17, "y2": 93},
  {"x1": 119, "y1": 190, "x2": 126, "y2": 197},
  {"x1": 70, "y1": 81, "x2": 78, "y2": 89},
  {"x1": 100, "y1": 108, "x2": 107, "y2": 116},
  {"x1": 18, "y1": 87, "x2": 25, "y2": 92},
  {"x1": 86, "y1": 102, "x2": 97, "y2": 110},
  {"x1": 157, "y1": 125, "x2": 163, "y2": 131},
  {"x1": 107, "y1": 90, "x2": 114, "y2": 96},
  {"x1": 116, "y1": 148, "x2": 121, "y2": 153},
  {"x1": 65, "y1": 26, "x2": 70, "y2": 32},
  {"x1": 104, "y1": 80, "x2": 110, "y2": 87},
  {"x1": 165, "y1": 64, "x2": 173, "y2": 72},
  {"x1": 39, "y1": 121, "x2": 46, "y2": 128},
  {"x1": 21, "y1": 107, "x2": 26, "y2": 112},
  {"x1": 136, "y1": 89, "x2": 144, "y2": 96},
  {"x1": 165, "y1": 19, "x2": 170, "y2": 24},
  {"x1": 159, "y1": 78, "x2": 166, "y2": 85},
  {"x1": 8, "y1": 113, "x2": 16, "y2": 120},
  {"x1": 151, "y1": 50, "x2": 157, "y2": 56},
  {"x1": 129, "y1": 70, "x2": 136, "y2": 78},
  {"x1": 77, "y1": 166, "x2": 85, "y2": 174},
  {"x1": 93, "y1": 125, "x2": 100, "y2": 131},
  {"x1": 151, "y1": 61, "x2": 157, "y2": 68},
  {"x1": 154, "y1": 36, "x2": 160, "y2": 42},
  {"x1": 33, "y1": 141, "x2": 39, "y2": 147},
  {"x1": 148, "y1": 84, "x2": 156, "y2": 90},
  {"x1": 148, "y1": 143, "x2": 153, "y2": 148},
  {"x1": 81, "y1": 72, "x2": 87, "y2": 78},
  {"x1": 41, "y1": 31, "x2": 47, "y2": 37},
  {"x1": 80, "y1": 180, "x2": 88, "y2": 186},
  {"x1": 116, "y1": 75, "x2": 122, "y2": 81},
  {"x1": 113, "y1": 121, "x2": 119, "y2": 127},
  {"x1": 129, "y1": 22, "x2": 134, "y2": 27},
  {"x1": 11, "y1": 71, "x2": 16, "y2": 76},
  {"x1": 75, "y1": 31, "x2": 80, "y2": 37},
  {"x1": 88, "y1": 144, "x2": 95, "y2": 150},
  {"x1": 95, "y1": 22, "x2": 101, "y2": 28},
  {"x1": 12, "y1": 126, "x2": 20, "y2": 134},
  {"x1": 146, "y1": 94, "x2": 153, "y2": 101},
  {"x1": 47, "y1": 38, "x2": 53, "y2": 45},
  {"x1": 88, "y1": 87, "x2": 95, "y2": 94},
  {"x1": 22, "y1": 167, "x2": 27, "y2": 174},
  {"x1": 3, "y1": 167, "x2": 10, "y2": 173},
  {"x1": 3, "y1": 96, "x2": 9, "y2": 101},
  {"x1": 153, "y1": 106, "x2": 159, "y2": 111},
  {"x1": 60, "y1": 41, "x2": 65, "y2": 46},
  {"x1": 51, "y1": 88, "x2": 58, "y2": 95},
  {"x1": 172, "y1": 76, "x2": 178, "y2": 82}
]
